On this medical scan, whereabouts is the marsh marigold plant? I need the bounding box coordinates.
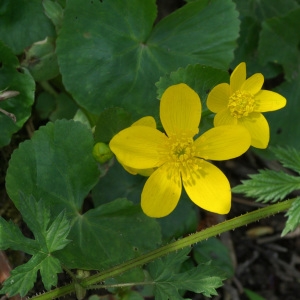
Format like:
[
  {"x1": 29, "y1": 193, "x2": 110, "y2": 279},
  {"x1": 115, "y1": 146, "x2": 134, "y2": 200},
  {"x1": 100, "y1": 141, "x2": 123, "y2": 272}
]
[
  {"x1": 206, "y1": 62, "x2": 286, "y2": 148},
  {"x1": 110, "y1": 84, "x2": 251, "y2": 217}
]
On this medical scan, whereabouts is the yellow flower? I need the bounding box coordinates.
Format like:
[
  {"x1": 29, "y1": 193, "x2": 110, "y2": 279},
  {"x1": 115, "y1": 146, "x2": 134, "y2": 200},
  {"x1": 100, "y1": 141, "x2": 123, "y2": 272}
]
[
  {"x1": 109, "y1": 84, "x2": 251, "y2": 218},
  {"x1": 206, "y1": 62, "x2": 286, "y2": 149}
]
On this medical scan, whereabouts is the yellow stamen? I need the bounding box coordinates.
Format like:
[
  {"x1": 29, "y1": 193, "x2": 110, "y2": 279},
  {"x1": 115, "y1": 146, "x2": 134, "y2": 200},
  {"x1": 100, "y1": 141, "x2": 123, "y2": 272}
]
[
  {"x1": 228, "y1": 90, "x2": 255, "y2": 118},
  {"x1": 160, "y1": 134, "x2": 203, "y2": 184}
]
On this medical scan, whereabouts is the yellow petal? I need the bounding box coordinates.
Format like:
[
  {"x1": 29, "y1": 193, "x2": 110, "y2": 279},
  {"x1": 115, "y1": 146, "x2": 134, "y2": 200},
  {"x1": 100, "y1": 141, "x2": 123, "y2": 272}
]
[
  {"x1": 206, "y1": 83, "x2": 230, "y2": 113},
  {"x1": 254, "y1": 90, "x2": 287, "y2": 112},
  {"x1": 160, "y1": 83, "x2": 201, "y2": 137},
  {"x1": 238, "y1": 112, "x2": 269, "y2": 149},
  {"x1": 109, "y1": 126, "x2": 167, "y2": 169},
  {"x1": 241, "y1": 73, "x2": 264, "y2": 95},
  {"x1": 141, "y1": 164, "x2": 182, "y2": 218},
  {"x1": 121, "y1": 164, "x2": 155, "y2": 177},
  {"x1": 230, "y1": 62, "x2": 246, "y2": 94},
  {"x1": 214, "y1": 109, "x2": 237, "y2": 126},
  {"x1": 132, "y1": 116, "x2": 156, "y2": 128},
  {"x1": 183, "y1": 160, "x2": 231, "y2": 214},
  {"x1": 194, "y1": 125, "x2": 251, "y2": 160}
]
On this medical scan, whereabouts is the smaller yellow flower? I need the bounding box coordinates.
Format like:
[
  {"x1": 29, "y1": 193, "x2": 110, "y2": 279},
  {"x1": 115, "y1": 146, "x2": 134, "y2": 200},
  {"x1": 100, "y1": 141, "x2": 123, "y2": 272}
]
[
  {"x1": 207, "y1": 62, "x2": 286, "y2": 149},
  {"x1": 110, "y1": 83, "x2": 251, "y2": 218}
]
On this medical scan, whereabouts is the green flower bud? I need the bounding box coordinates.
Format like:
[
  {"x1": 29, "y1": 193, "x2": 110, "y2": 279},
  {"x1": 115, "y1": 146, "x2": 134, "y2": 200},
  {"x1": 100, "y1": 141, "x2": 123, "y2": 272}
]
[{"x1": 92, "y1": 142, "x2": 114, "y2": 164}]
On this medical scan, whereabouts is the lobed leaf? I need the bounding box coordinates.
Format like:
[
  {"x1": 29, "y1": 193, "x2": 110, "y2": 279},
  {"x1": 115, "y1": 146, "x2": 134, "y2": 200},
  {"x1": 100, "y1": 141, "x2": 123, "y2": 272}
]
[
  {"x1": 193, "y1": 237, "x2": 234, "y2": 278},
  {"x1": 148, "y1": 248, "x2": 225, "y2": 299},
  {"x1": 232, "y1": 170, "x2": 300, "y2": 202},
  {"x1": 271, "y1": 146, "x2": 300, "y2": 174},
  {"x1": 258, "y1": 8, "x2": 300, "y2": 81},
  {"x1": 0, "y1": 218, "x2": 38, "y2": 255},
  {"x1": 6, "y1": 119, "x2": 100, "y2": 214},
  {"x1": 56, "y1": 0, "x2": 239, "y2": 118},
  {"x1": 282, "y1": 197, "x2": 300, "y2": 236},
  {"x1": 0, "y1": 195, "x2": 70, "y2": 297}
]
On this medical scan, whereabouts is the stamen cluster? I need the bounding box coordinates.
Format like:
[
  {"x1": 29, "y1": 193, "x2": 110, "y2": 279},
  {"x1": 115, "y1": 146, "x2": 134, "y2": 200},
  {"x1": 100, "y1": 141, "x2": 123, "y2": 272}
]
[{"x1": 228, "y1": 90, "x2": 255, "y2": 118}]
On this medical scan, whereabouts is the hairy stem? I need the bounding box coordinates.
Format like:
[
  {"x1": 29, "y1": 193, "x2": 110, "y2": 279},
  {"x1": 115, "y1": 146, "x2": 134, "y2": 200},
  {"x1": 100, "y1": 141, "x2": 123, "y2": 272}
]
[{"x1": 30, "y1": 199, "x2": 294, "y2": 300}]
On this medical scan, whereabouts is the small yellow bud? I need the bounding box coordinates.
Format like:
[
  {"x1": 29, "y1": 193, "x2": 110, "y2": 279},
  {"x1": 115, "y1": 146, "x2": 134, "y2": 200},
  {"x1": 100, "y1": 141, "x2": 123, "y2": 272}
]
[{"x1": 92, "y1": 142, "x2": 114, "y2": 164}]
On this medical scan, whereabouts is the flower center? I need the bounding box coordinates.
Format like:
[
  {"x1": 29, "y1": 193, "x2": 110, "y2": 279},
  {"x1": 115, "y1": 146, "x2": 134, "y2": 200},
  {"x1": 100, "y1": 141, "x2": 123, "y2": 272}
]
[
  {"x1": 228, "y1": 90, "x2": 255, "y2": 118},
  {"x1": 160, "y1": 134, "x2": 203, "y2": 185},
  {"x1": 169, "y1": 135, "x2": 194, "y2": 162}
]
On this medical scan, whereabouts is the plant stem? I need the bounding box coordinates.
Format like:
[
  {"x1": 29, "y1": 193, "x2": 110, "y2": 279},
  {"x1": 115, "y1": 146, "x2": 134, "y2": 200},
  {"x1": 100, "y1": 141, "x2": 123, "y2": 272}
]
[{"x1": 30, "y1": 199, "x2": 294, "y2": 300}]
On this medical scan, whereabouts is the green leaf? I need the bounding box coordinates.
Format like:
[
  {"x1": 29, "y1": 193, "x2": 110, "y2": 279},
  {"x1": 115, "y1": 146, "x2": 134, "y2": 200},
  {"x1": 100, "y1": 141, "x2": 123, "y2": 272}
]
[
  {"x1": 43, "y1": 0, "x2": 64, "y2": 31},
  {"x1": 0, "y1": 218, "x2": 38, "y2": 255},
  {"x1": 6, "y1": 119, "x2": 100, "y2": 214},
  {"x1": 0, "y1": 0, "x2": 55, "y2": 54},
  {"x1": 49, "y1": 93, "x2": 79, "y2": 121},
  {"x1": 21, "y1": 37, "x2": 59, "y2": 81},
  {"x1": 234, "y1": 0, "x2": 299, "y2": 21},
  {"x1": 258, "y1": 8, "x2": 300, "y2": 81},
  {"x1": 232, "y1": 170, "x2": 300, "y2": 202},
  {"x1": 94, "y1": 107, "x2": 133, "y2": 143},
  {"x1": 232, "y1": 0, "x2": 298, "y2": 78},
  {"x1": 92, "y1": 160, "x2": 146, "y2": 206},
  {"x1": 0, "y1": 41, "x2": 35, "y2": 147},
  {"x1": 193, "y1": 237, "x2": 234, "y2": 278},
  {"x1": 0, "y1": 195, "x2": 71, "y2": 297},
  {"x1": 56, "y1": 198, "x2": 161, "y2": 270},
  {"x1": 156, "y1": 64, "x2": 229, "y2": 104},
  {"x1": 56, "y1": 0, "x2": 239, "y2": 118},
  {"x1": 148, "y1": 248, "x2": 225, "y2": 299},
  {"x1": 271, "y1": 146, "x2": 300, "y2": 174},
  {"x1": 244, "y1": 288, "x2": 266, "y2": 300},
  {"x1": 282, "y1": 197, "x2": 300, "y2": 236},
  {"x1": 230, "y1": 16, "x2": 281, "y2": 79},
  {"x1": 35, "y1": 91, "x2": 56, "y2": 120},
  {"x1": 257, "y1": 73, "x2": 300, "y2": 156}
]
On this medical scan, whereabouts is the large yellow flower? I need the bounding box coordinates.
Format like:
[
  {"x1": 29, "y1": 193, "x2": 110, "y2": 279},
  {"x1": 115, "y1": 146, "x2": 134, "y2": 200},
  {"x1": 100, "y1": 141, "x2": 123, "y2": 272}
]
[
  {"x1": 206, "y1": 62, "x2": 286, "y2": 149},
  {"x1": 109, "y1": 84, "x2": 251, "y2": 218}
]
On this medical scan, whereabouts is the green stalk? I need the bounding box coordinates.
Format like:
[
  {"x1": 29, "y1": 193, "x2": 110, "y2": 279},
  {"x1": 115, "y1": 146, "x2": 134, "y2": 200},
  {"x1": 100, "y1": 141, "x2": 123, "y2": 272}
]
[{"x1": 31, "y1": 199, "x2": 294, "y2": 300}]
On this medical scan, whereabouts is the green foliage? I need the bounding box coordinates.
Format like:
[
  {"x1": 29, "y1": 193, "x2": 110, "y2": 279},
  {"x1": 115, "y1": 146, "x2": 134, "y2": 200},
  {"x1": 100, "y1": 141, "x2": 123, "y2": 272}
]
[
  {"x1": 0, "y1": 0, "x2": 55, "y2": 54},
  {"x1": 148, "y1": 247, "x2": 225, "y2": 299},
  {"x1": 21, "y1": 37, "x2": 59, "y2": 81},
  {"x1": 271, "y1": 146, "x2": 300, "y2": 174},
  {"x1": 156, "y1": 64, "x2": 229, "y2": 104},
  {"x1": 233, "y1": 147, "x2": 300, "y2": 236},
  {"x1": 232, "y1": 170, "x2": 300, "y2": 202},
  {"x1": 244, "y1": 288, "x2": 266, "y2": 300},
  {"x1": 5, "y1": 120, "x2": 161, "y2": 271},
  {"x1": 1, "y1": 0, "x2": 299, "y2": 298},
  {"x1": 94, "y1": 107, "x2": 133, "y2": 143},
  {"x1": 282, "y1": 197, "x2": 300, "y2": 236},
  {"x1": 193, "y1": 238, "x2": 234, "y2": 279},
  {"x1": 0, "y1": 41, "x2": 35, "y2": 146},
  {"x1": 56, "y1": 0, "x2": 239, "y2": 118},
  {"x1": 258, "y1": 8, "x2": 300, "y2": 81},
  {"x1": 232, "y1": 0, "x2": 300, "y2": 78},
  {"x1": 6, "y1": 120, "x2": 99, "y2": 212},
  {"x1": 269, "y1": 73, "x2": 300, "y2": 149},
  {"x1": 0, "y1": 194, "x2": 70, "y2": 296}
]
